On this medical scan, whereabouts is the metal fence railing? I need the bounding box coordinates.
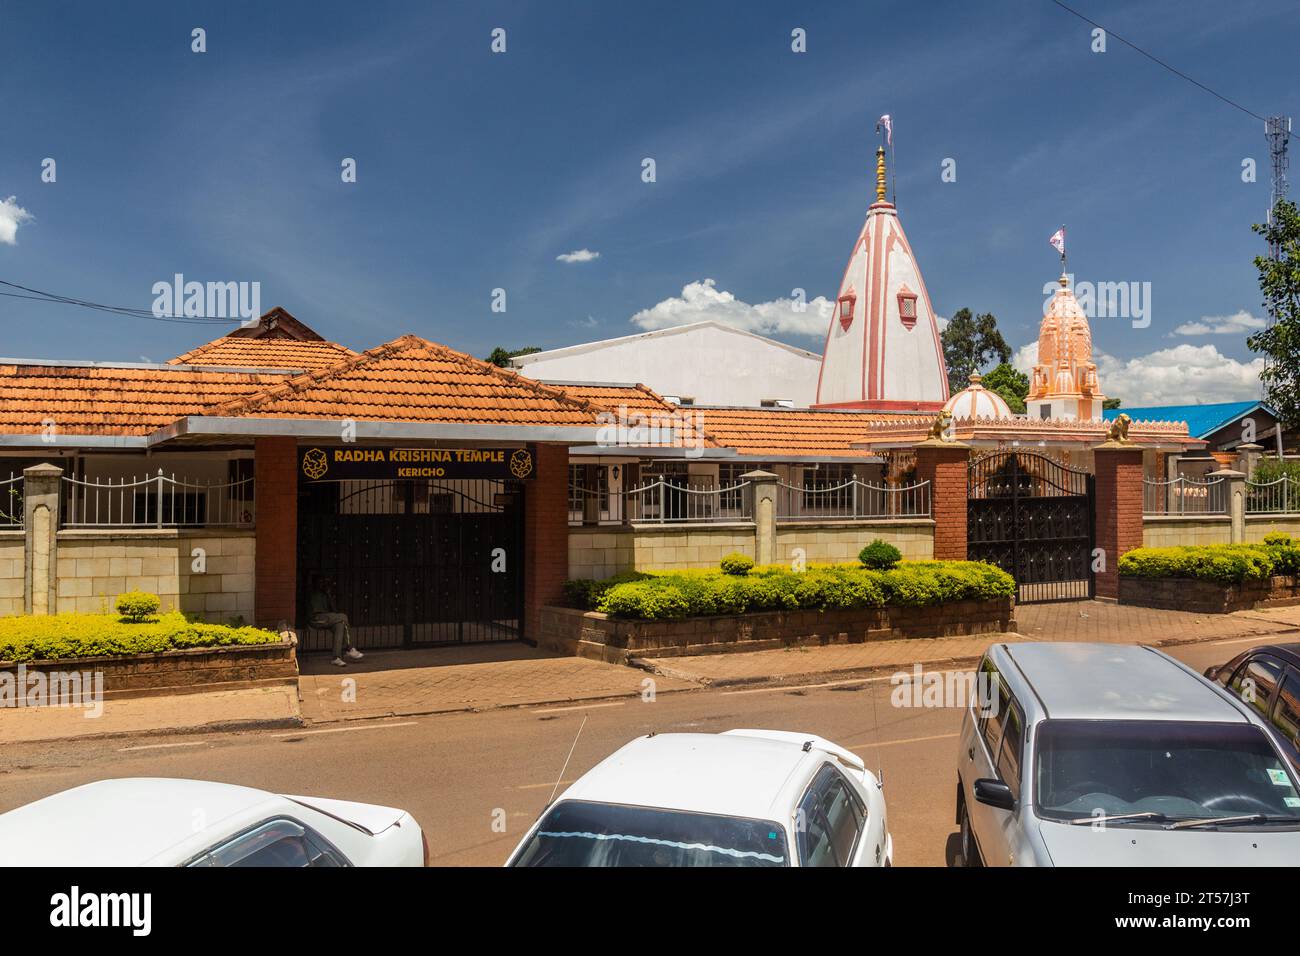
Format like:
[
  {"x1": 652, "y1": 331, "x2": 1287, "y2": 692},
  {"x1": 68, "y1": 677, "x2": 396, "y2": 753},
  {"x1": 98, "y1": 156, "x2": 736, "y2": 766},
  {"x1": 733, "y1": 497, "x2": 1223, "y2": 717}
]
[
  {"x1": 0, "y1": 472, "x2": 22, "y2": 529},
  {"x1": 1246, "y1": 476, "x2": 1300, "y2": 515},
  {"x1": 1142, "y1": 475, "x2": 1228, "y2": 516},
  {"x1": 626, "y1": 479, "x2": 753, "y2": 524},
  {"x1": 569, "y1": 480, "x2": 753, "y2": 525},
  {"x1": 776, "y1": 479, "x2": 931, "y2": 521},
  {"x1": 61, "y1": 471, "x2": 255, "y2": 529}
]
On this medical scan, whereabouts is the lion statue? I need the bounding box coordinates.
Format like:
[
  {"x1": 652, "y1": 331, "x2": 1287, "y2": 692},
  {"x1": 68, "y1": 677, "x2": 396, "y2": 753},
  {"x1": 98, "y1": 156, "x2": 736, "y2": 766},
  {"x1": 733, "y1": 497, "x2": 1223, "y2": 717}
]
[
  {"x1": 926, "y1": 411, "x2": 954, "y2": 442},
  {"x1": 1106, "y1": 413, "x2": 1132, "y2": 444}
]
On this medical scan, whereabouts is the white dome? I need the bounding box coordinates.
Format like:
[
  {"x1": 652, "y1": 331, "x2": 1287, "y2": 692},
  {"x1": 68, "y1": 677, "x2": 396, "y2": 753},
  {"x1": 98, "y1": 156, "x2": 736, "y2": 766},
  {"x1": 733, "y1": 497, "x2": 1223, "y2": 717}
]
[{"x1": 942, "y1": 373, "x2": 1012, "y2": 419}]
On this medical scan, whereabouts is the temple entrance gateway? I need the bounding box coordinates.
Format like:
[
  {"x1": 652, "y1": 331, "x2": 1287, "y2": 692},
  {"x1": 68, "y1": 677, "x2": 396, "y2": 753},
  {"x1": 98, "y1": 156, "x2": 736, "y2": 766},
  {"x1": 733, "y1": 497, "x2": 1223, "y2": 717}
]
[
  {"x1": 967, "y1": 450, "x2": 1095, "y2": 604},
  {"x1": 297, "y1": 469, "x2": 526, "y2": 651}
]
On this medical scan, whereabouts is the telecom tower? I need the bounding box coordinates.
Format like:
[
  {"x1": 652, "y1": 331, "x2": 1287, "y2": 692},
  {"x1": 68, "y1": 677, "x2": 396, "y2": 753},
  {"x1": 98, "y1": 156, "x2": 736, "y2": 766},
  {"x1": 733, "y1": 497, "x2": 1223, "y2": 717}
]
[{"x1": 1265, "y1": 115, "x2": 1291, "y2": 260}]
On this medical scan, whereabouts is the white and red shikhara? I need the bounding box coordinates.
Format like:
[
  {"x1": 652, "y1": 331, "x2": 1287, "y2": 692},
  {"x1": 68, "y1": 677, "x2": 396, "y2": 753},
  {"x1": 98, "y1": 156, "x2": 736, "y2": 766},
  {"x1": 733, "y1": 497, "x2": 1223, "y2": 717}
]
[{"x1": 814, "y1": 146, "x2": 949, "y2": 412}]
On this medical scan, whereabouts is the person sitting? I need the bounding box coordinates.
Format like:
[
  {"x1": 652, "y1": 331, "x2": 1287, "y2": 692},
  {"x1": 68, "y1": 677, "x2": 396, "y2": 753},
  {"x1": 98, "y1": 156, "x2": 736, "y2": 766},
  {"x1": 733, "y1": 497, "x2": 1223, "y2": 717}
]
[{"x1": 307, "y1": 576, "x2": 364, "y2": 667}]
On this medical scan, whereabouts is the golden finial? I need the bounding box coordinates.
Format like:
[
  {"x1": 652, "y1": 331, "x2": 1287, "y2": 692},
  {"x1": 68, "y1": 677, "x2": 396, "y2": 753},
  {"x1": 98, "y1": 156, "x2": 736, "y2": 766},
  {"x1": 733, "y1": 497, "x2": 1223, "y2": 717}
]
[{"x1": 875, "y1": 146, "x2": 887, "y2": 203}]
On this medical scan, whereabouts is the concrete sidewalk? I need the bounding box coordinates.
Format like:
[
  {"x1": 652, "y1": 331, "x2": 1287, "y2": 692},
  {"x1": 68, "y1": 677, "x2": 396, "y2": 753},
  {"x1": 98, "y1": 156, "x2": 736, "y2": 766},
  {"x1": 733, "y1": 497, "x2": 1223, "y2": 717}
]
[
  {"x1": 1, "y1": 685, "x2": 301, "y2": 744},
  {"x1": 296, "y1": 643, "x2": 699, "y2": 723},
  {"x1": 634, "y1": 600, "x2": 1300, "y2": 688}
]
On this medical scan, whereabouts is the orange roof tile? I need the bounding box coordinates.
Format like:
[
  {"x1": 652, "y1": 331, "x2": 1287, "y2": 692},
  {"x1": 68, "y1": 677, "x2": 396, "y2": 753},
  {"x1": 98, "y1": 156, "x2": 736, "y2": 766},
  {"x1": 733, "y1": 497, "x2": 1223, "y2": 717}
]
[
  {"x1": 547, "y1": 382, "x2": 726, "y2": 449},
  {"x1": 0, "y1": 364, "x2": 289, "y2": 436},
  {"x1": 204, "y1": 336, "x2": 605, "y2": 427},
  {"x1": 690, "y1": 406, "x2": 909, "y2": 457},
  {"x1": 169, "y1": 336, "x2": 357, "y2": 370}
]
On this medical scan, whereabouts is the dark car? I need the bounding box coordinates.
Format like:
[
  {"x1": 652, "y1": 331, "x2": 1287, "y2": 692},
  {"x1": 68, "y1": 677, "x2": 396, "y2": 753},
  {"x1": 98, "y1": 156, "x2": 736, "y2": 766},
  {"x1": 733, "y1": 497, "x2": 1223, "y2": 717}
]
[{"x1": 1206, "y1": 643, "x2": 1300, "y2": 772}]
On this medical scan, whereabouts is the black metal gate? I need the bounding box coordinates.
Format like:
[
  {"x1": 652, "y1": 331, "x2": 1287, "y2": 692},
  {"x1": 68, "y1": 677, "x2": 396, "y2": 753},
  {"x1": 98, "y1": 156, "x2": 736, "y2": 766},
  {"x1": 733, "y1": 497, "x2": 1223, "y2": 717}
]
[
  {"x1": 297, "y1": 478, "x2": 524, "y2": 651},
  {"x1": 968, "y1": 450, "x2": 1095, "y2": 604}
]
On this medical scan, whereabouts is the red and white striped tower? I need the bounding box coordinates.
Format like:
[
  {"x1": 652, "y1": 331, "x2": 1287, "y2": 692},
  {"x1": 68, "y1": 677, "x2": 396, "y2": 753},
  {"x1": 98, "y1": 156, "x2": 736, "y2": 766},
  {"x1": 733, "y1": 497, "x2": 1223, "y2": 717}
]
[{"x1": 814, "y1": 145, "x2": 949, "y2": 411}]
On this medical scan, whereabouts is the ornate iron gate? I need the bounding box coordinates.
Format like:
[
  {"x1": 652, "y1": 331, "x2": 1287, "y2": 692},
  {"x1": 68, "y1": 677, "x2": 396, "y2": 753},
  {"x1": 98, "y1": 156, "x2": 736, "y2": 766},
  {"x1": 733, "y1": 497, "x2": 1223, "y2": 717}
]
[
  {"x1": 968, "y1": 451, "x2": 1095, "y2": 604},
  {"x1": 297, "y1": 478, "x2": 524, "y2": 650}
]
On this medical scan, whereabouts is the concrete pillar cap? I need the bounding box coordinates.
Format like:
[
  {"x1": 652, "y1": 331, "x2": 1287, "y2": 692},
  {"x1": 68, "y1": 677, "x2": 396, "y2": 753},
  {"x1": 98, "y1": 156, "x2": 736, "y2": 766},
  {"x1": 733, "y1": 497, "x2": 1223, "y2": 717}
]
[{"x1": 22, "y1": 462, "x2": 64, "y2": 477}]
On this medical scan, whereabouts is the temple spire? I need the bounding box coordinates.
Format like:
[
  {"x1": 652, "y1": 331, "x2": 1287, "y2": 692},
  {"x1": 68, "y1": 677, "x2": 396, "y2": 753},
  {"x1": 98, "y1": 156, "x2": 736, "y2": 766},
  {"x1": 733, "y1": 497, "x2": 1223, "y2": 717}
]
[{"x1": 875, "y1": 146, "x2": 888, "y2": 204}]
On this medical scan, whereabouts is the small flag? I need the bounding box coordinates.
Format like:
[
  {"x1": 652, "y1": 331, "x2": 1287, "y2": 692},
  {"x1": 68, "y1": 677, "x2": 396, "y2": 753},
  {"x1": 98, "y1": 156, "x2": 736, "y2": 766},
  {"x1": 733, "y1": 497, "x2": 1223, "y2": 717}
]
[
  {"x1": 1048, "y1": 227, "x2": 1066, "y2": 256},
  {"x1": 876, "y1": 114, "x2": 892, "y2": 146}
]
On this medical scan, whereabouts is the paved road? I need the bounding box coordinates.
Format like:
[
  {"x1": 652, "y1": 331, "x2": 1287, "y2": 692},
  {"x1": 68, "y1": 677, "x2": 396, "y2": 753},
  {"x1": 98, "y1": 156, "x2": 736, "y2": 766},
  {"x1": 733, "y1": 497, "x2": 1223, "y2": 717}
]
[{"x1": 0, "y1": 636, "x2": 1261, "y2": 866}]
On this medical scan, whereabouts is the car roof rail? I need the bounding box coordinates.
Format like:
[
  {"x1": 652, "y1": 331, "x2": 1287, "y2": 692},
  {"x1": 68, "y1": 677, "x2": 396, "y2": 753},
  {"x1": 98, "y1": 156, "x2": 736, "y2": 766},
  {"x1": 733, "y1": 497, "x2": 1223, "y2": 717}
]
[{"x1": 723, "y1": 729, "x2": 866, "y2": 772}]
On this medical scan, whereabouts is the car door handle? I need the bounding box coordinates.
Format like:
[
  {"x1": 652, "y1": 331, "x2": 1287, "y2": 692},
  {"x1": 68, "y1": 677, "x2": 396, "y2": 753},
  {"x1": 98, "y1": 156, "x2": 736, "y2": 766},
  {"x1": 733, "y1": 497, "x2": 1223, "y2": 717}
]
[{"x1": 967, "y1": 747, "x2": 975, "y2": 761}]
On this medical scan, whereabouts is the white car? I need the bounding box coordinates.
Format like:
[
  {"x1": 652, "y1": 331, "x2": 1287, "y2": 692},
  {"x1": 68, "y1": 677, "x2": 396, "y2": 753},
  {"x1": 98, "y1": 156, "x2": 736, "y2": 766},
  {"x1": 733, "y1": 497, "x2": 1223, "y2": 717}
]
[
  {"x1": 507, "y1": 729, "x2": 892, "y2": 867},
  {"x1": 0, "y1": 778, "x2": 427, "y2": 867}
]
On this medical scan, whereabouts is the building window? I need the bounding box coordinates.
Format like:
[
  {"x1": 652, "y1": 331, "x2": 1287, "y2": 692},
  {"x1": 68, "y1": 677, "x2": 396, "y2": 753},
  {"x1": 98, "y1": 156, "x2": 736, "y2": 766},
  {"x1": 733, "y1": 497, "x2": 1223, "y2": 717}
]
[
  {"x1": 837, "y1": 288, "x2": 857, "y2": 331},
  {"x1": 897, "y1": 288, "x2": 918, "y2": 330}
]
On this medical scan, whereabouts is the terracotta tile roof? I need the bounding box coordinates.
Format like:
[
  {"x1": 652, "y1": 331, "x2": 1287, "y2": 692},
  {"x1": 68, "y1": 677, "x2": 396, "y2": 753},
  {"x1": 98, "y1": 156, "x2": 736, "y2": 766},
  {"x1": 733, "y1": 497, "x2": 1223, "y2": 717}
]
[
  {"x1": 0, "y1": 364, "x2": 288, "y2": 436},
  {"x1": 546, "y1": 382, "x2": 726, "y2": 449},
  {"x1": 204, "y1": 335, "x2": 605, "y2": 427},
  {"x1": 691, "y1": 406, "x2": 909, "y2": 457},
  {"x1": 169, "y1": 336, "x2": 357, "y2": 370}
]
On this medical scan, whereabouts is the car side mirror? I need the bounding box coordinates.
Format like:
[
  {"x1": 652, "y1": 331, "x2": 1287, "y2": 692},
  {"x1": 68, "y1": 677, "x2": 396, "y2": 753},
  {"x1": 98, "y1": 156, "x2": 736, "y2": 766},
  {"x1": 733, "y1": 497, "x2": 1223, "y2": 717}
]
[{"x1": 973, "y1": 778, "x2": 1016, "y2": 812}]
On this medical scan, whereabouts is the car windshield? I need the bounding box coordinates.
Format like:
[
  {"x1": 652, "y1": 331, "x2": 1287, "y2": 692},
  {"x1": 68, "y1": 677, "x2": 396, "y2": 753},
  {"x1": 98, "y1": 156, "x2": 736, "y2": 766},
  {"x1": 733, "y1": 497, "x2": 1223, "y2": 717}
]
[
  {"x1": 509, "y1": 800, "x2": 789, "y2": 867},
  {"x1": 1035, "y1": 720, "x2": 1300, "y2": 825}
]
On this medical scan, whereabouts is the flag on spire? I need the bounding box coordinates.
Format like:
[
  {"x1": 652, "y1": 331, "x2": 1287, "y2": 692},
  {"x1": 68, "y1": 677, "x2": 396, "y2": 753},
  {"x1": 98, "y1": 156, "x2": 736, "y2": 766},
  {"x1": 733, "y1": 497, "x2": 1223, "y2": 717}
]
[
  {"x1": 1048, "y1": 226, "x2": 1066, "y2": 257},
  {"x1": 876, "y1": 114, "x2": 892, "y2": 146}
]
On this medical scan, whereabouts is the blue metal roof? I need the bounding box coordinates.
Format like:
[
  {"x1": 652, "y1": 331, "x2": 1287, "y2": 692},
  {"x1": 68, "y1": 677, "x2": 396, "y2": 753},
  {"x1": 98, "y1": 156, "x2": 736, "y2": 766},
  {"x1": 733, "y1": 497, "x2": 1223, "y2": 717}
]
[{"x1": 1103, "y1": 400, "x2": 1273, "y2": 439}]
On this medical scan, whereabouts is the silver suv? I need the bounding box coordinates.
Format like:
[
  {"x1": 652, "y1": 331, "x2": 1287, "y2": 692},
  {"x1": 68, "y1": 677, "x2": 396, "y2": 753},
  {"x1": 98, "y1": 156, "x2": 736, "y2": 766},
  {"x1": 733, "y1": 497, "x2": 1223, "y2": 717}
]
[{"x1": 956, "y1": 642, "x2": 1300, "y2": 866}]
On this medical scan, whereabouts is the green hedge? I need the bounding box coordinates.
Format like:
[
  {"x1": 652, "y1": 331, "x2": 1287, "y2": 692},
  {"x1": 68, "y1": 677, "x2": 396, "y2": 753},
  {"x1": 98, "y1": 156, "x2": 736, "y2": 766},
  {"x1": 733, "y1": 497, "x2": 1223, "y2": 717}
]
[
  {"x1": 0, "y1": 611, "x2": 282, "y2": 663},
  {"x1": 567, "y1": 561, "x2": 1014, "y2": 620},
  {"x1": 1117, "y1": 535, "x2": 1300, "y2": 584}
]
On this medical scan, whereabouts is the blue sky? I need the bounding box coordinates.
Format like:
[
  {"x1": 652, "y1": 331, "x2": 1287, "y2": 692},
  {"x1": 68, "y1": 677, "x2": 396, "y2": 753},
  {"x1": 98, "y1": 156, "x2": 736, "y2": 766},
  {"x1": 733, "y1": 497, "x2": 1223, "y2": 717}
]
[{"x1": 0, "y1": 0, "x2": 1295, "y2": 404}]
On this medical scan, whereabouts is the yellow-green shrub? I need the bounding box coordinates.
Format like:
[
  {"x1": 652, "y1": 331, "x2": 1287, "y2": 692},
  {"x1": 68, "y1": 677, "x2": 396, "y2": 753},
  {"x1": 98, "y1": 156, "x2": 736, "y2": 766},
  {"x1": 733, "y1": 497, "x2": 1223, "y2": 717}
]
[{"x1": 0, "y1": 611, "x2": 281, "y2": 663}]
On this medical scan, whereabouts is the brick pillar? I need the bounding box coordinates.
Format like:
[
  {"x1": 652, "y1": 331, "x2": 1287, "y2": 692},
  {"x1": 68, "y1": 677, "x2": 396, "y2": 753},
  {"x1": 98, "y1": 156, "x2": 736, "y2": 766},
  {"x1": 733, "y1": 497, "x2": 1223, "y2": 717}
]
[
  {"x1": 523, "y1": 444, "x2": 569, "y2": 643},
  {"x1": 254, "y1": 437, "x2": 298, "y2": 628},
  {"x1": 1093, "y1": 443, "x2": 1144, "y2": 600},
  {"x1": 741, "y1": 469, "x2": 779, "y2": 566},
  {"x1": 23, "y1": 463, "x2": 62, "y2": 615},
  {"x1": 914, "y1": 439, "x2": 971, "y2": 561}
]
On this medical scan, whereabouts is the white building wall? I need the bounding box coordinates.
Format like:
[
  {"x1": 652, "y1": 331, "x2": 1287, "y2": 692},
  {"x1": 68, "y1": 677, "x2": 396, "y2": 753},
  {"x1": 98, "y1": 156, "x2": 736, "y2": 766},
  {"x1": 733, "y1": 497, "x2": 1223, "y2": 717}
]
[{"x1": 514, "y1": 323, "x2": 822, "y2": 407}]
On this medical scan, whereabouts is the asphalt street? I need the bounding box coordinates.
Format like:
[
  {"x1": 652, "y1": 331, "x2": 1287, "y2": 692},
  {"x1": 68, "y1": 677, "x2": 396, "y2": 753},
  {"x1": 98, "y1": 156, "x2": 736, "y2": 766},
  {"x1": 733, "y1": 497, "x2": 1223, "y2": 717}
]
[{"x1": 0, "y1": 636, "x2": 1256, "y2": 866}]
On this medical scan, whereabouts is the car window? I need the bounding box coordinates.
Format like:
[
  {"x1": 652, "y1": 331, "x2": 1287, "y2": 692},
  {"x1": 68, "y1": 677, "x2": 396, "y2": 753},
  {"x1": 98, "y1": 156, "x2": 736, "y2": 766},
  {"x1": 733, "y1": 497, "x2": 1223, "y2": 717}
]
[
  {"x1": 796, "y1": 765, "x2": 865, "y2": 867},
  {"x1": 996, "y1": 702, "x2": 1025, "y2": 801},
  {"x1": 189, "y1": 818, "x2": 350, "y2": 868},
  {"x1": 976, "y1": 658, "x2": 1006, "y2": 758},
  {"x1": 1275, "y1": 671, "x2": 1300, "y2": 748},
  {"x1": 1233, "y1": 656, "x2": 1283, "y2": 720}
]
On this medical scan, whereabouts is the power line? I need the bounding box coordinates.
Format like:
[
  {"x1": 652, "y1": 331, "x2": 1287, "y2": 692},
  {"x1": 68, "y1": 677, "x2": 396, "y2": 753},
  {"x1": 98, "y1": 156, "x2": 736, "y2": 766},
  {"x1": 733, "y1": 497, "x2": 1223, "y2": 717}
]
[
  {"x1": 0, "y1": 279, "x2": 236, "y2": 324},
  {"x1": 1050, "y1": 0, "x2": 1298, "y2": 143}
]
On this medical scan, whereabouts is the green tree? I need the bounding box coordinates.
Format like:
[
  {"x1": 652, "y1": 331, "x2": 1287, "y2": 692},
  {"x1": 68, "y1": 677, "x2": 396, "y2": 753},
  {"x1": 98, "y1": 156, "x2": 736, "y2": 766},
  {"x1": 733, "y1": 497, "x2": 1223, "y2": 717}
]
[
  {"x1": 1247, "y1": 199, "x2": 1300, "y2": 428},
  {"x1": 941, "y1": 309, "x2": 1010, "y2": 394},
  {"x1": 981, "y1": 362, "x2": 1029, "y2": 414},
  {"x1": 486, "y1": 346, "x2": 541, "y2": 368}
]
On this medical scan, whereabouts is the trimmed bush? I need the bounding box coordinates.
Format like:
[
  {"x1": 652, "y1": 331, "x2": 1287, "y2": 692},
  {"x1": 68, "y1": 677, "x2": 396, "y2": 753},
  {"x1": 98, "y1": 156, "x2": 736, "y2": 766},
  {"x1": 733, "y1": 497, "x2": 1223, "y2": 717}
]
[
  {"x1": 115, "y1": 590, "x2": 161, "y2": 622},
  {"x1": 719, "y1": 553, "x2": 755, "y2": 576},
  {"x1": 569, "y1": 560, "x2": 1013, "y2": 620},
  {"x1": 859, "y1": 539, "x2": 902, "y2": 570},
  {"x1": 1261, "y1": 533, "x2": 1300, "y2": 576},
  {"x1": 1118, "y1": 545, "x2": 1275, "y2": 585},
  {"x1": 0, "y1": 611, "x2": 281, "y2": 663},
  {"x1": 562, "y1": 571, "x2": 650, "y2": 610}
]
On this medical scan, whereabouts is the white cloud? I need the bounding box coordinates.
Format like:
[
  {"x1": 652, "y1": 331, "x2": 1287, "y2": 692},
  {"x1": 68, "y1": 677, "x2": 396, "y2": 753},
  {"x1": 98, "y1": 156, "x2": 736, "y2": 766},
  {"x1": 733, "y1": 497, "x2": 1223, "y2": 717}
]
[
  {"x1": 1013, "y1": 340, "x2": 1263, "y2": 406},
  {"x1": 629, "y1": 278, "x2": 831, "y2": 338},
  {"x1": 556, "y1": 248, "x2": 600, "y2": 263},
  {"x1": 1172, "y1": 310, "x2": 1267, "y2": 336},
  {"x1": 0, "y1": 196, "x2": 33, "y2": 245}
]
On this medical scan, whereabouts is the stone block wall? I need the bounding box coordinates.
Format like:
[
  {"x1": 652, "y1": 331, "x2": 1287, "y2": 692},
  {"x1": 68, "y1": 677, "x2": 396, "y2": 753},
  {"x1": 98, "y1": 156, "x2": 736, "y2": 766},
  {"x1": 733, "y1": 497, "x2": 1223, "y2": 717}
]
[
  {"x1": 774, "y1": 520, "x2": 934, "y2": 564},
  {"x1": 1141, "y1": 516, "x2": 1233, "y2": 548},
  {"x1": 52, "y1": 530, "x2": 256, "y2": 623},
  {"x1": 1244, "y1": 516, "x2": 1300, "y2": 542},
  {"x1": 0, "y1": 533, "x2": 23, "y2": 617},
  {"x1": 568, "y1": 520, "x2": 936, "y2": 580}
]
